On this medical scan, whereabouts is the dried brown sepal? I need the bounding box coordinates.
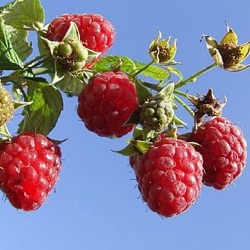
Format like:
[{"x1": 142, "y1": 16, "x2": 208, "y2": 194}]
[{"x1": 188, "y1": 88, "x2": 226, "y2": 124}]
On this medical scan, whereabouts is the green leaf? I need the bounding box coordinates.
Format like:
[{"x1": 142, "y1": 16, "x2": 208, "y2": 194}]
[
  {"x1": 50, "y1": 60, "x2": 67, "y2": 84},
  {"x1": 132, "y1": 126, "x2": 143, "y2": 139},
  {"x1": 0, "y1": 124, "x2": 11, "y2": 140},
  {"x1": 93, "y1": 55, "x2": 137, "y2": 73},
  {"x1": 141, "y1": 128, "x2": 158, "y2": 141},
  {"x1": 18, "y1": 81, "x2": 63, "y2": 135},
  {"x1": 0, "y1": 2, "x2": 15, "y2": 15},
  {"x1": 173, "y1": 115, "x2": 187, "y2": 127},
  {"x1": 62, "y1": 22, "x2": 80, "y2": 42},
  {"x1": 113, "y1": 143, "x2": 137, "y2": 156},
  {"x1": 38, "y1": 36, "x2": 64, "y2": 84},
  {"x1": 1, "y1": 0, "x2": 45, "y2": 31},
  {"x1": 133, "y1": 77, "x2": 152, "y2": 103},
  {"x1": 132, "y1": 140, "x2": 152, "y2": 154},
  {"x1": 14, "y1": 100, "x2": 33, "y2": 110},
  {"x1": 37, "y1": 34, "x2": 55, "y2": 73},
  {"x1": 57, "y1": 74, "x2": 85, "y2": 97},
  {"x1": 93, "y1": 55, "x2": 169, "y2": 81},
  {"x1": 22, "y1": 70, "x2": 48, "y2": 82},
  {"x1": 133, "y1": 61, "x2": 170, "y2": 80},
  {"x1": 167, "y1": 66, "x2": 183, "y2": 81},
  {"x1": 7, "y1": 25, "x2": 32, "y2": 61},
  {"x1": 158, "y1": 82, "x2": 175, "y2": 98},
  {"x1": 0, "y1": 17, "x2": 23, "y2": 69},
  {"x1": 125, "y1": 108, "x2": 140, "y2": 125}
]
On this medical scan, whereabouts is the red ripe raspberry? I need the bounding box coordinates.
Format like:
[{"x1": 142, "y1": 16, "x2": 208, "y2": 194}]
[
  {"x1": 77, "y1": 71, "x2": 138, "y2": 137},
  {"x1": 0, "y1": 132, "x2": 62, "y2": 211},
  {"x1": 46, "y1": 13, "x2": 115, "y2": 55},
  {"x1": 135, "y1": 138, "x2": 203, "y2": 217},
  {"x1": 129, "y1": 154, "x2": 141, "y2": 170},
  {"x1": 188, "y1": 116, "x2": 247, "y2": 190}
]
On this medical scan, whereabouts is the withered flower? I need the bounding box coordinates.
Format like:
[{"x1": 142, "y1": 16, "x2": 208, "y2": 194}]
[
  {"x1": 149, "y1": 31, "x2": 178, "y2": 65},
  {"x1": 188, "y1": 88, "x2": 226, "y2": 124},
  {"x1": 203, "y1": 24, "x2": 250, "y2": 71}
]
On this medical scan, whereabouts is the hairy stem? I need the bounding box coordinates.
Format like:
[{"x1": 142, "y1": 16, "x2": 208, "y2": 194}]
[
  {"x1": 174, "y1": 95, "x2": 194, "y2": 117},
  {"x1": 174, "y1": 63, "x2": 217, "y2": 89}
]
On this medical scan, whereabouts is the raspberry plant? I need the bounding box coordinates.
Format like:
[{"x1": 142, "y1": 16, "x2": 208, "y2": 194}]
[{"x1": 0, "y1": 0, "x2": 248, "y2": 216}]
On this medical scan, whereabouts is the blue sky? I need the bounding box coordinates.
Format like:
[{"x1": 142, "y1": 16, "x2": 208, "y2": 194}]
[{"x1": 1, "y1": 0, "x2": 250, "y2": 250}]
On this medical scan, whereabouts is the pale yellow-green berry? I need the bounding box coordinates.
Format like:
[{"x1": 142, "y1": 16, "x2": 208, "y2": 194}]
[{"x1": 0, "y1": 86, "x2": 14, "y2": 126}]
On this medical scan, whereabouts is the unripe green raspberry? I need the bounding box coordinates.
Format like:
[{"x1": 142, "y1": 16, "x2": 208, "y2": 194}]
[
  {"x1": 0, "y1": 86, "x2": 14, "y2": 126},
  {"x1": 57, "y1": 43, "x2": 73, "y2": 57},
  {"x1": 139, "y1": 94, "x2": 174, "y2": 131},
  {"x1": 54, "y1": 40, "x2": 88, "y2": 72}
]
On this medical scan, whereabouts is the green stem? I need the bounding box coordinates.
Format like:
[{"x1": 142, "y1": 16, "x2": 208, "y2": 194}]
[
  {"x1": 174, "y1": 89, "x2": 196, "y2": 99},
  {"x1": 31, "y1": 67, "x2": 52, "y2": 75},
  {"x1": 141, "y1": 81, "x2": 161, "y2": 92},
  {"x1": 24, "y1": 55, "x2": 43, "y2": 67},
  {"x1": 174, "y1": 95, "x2": 194, "y2": 117},
  {"x1": 1, "y1": 55, "x2": 50, "y2": 84},
  {"x1": 23, "y1": 54, "x2": 51, "y2": 73},
  {"x1": 25, "y1": 58, "x2": 47, "y2": 69},
  {"x1": 12, "y1": 81, "x2": 29, "y2": 103},
  {"x1": 12, "y1": 81, "x2": 36, "y2": 132},
  {"x1": 174, "y1": 63, "x2": 217, "y2": 89},
  {"x1": 132, "y1": 60, "x2": 154, "y2": 76}
]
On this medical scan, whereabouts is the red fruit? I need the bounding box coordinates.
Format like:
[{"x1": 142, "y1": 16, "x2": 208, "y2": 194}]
[
  {"x1": 129, "y1": 154, "x2": 141, "y2": 170},
  {"x1": 188, "y1": 116, "x2": 247, "y2": 190},
  {"x1": 46, "y1": 13, "x2": 115, "y2": 55},
  {"x1": 77, "y1": 71, "x2": 138, "y2": 137},
  {"x1": 0, "y1": 132, "x2": 62, "y2": 211},
  {"x1": 135, "y1": 138, "x2": 203, "y2": 217}
]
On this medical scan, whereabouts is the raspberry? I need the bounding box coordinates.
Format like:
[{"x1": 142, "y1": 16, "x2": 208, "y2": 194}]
[
  {"x1": 0, "y1": 86, "x2": 14, "y2": 126},
  {"x1": 139, "y1": 94, "x2": 174, "y2": 131},
  {"x1": 188, "y1": 116, "x2": 247, "y2": 189},
  {"x1": 129, "y1": 153, "x2": 141, "y2": 170},
  {"x1": 77, "y1": 71, "x2": 138, "y2": 137},
  {"x1": 46, "y1": 13, "x2": 115, "y2": 55},
  {"x1": 0, "y1": 132, "x2": 62, "y2": 211},
  {"x1": 135, "y1": 138, "x2": 203, "y2": 217},
  {"x1": 129, "y1": 155, "x2": 137, "y2": 169}
]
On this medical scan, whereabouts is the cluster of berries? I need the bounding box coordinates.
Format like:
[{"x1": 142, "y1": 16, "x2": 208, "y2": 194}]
[
  {"x1": 68, "y1": 15, "x2": 247, "y2": 217},
  {"x1": 77, "y1": 68, "x2": 247, "y2": 217},
  {"x1": 0, "y1": 13, "x2": 116, "y2": 211},
  {"x1": 130, "y1": 117, "x2": 247, "y2": 217},
  {"x1": 0, "y1": 8, "x2": 247, "y2": 218}
]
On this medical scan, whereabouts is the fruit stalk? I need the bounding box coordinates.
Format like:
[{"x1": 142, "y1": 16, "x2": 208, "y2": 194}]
[{"x1": 174, "y1": 63, "x2": 217, "y2": 89}]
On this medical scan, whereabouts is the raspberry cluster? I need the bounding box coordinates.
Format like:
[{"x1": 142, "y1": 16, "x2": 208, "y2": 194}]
[
  {"x1": 129, "y1": 116, "x2": 247, "y2": 217},
  {"x1": 0, "y1": 4, "x2": 247, "y2": 220},
  {"x1": 0, "y1": 12, "x2": 117, "y2": 211},
  {"x1": 45, "y1": 14, "x2": 247, "y2": 218}
]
